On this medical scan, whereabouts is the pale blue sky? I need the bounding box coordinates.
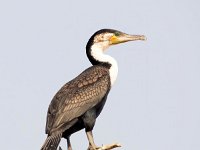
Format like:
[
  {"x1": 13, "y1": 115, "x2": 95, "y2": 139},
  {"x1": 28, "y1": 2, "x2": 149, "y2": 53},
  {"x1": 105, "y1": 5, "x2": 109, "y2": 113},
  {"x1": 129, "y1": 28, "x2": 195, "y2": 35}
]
[{"x1": 0, "y1": 0, "x2": 200, "y2": 150}]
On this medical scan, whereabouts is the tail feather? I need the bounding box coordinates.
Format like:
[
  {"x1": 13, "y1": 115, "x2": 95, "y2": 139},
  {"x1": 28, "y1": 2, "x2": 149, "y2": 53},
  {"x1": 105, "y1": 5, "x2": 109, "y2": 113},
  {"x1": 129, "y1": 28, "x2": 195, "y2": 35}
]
[{"x1": 41, "y1": 133, "x2": 62, "y2": 150}]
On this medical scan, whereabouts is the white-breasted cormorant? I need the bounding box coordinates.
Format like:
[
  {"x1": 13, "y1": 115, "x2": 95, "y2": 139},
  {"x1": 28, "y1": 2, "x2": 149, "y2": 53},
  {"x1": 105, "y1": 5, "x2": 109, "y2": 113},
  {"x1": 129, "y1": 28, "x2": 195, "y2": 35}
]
[{"x1": 41, "y1": 29, "x2": 146, "y2": 150}]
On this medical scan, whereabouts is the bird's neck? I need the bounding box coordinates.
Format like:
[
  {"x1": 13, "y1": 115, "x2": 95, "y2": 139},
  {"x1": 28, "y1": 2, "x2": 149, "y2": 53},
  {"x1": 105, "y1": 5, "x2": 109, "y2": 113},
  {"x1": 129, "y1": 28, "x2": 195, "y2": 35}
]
[{"x1": 86, "y1": 43, "x2": 118, "y2": 86}]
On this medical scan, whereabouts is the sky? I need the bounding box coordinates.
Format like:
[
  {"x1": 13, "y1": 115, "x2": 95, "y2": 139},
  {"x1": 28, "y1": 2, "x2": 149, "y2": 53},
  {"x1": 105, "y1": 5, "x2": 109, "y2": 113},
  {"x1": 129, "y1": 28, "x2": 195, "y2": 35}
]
[{"x1": 0, "y1": 0, "x2": 200, "y2": 150}]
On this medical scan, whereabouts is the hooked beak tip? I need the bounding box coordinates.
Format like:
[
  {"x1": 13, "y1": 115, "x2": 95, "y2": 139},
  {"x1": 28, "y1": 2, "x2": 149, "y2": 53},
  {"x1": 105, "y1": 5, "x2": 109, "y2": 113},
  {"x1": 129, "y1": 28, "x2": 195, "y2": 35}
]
[
  {"x1": 141, "y1": 35, "x2": 147, "y2": 41},
  {"x1": 134, "y1": 35, "x2": 147, "y2": 41},
  {"x1": 111, "y1": 34, "x2": 147, "y2": 45},
  {"x1": 124, "y1": 34, "x2": 147, "y2": 42}
]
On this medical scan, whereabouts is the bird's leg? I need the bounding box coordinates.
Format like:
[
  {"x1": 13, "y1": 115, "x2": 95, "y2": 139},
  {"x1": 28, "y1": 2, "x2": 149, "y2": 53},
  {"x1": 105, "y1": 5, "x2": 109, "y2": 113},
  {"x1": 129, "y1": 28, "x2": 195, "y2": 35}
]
[
  {"x1": 86, "y1": 131, "x2": 121, "y2": 150},
  {"x1": 86, "y1": 131, "x2": 98, "y2": 150},
  {"x1": 67, "y1": 137, "x2": 72, "y2": 150}
]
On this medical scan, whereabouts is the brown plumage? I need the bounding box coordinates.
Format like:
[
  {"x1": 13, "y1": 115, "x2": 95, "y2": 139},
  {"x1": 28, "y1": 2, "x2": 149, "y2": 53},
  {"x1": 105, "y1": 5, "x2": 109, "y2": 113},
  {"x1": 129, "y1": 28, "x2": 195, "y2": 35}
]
[
  {"x1": 46, "y1": 66, "x2": 110, "y2": 136},
  {"x1": 41, "y1": 65, "x2": 111, "y2": 150},
  {"x1": 41, "y1": 29, "x2": 146, "y2": 150}
]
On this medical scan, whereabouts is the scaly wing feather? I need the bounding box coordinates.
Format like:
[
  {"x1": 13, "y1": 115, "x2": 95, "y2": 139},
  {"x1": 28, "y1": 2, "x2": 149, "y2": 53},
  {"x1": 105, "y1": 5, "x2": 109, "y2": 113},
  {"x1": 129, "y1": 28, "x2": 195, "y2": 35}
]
[{"x1": 45, "y1": 66, "x2": 110, "y2": 135}]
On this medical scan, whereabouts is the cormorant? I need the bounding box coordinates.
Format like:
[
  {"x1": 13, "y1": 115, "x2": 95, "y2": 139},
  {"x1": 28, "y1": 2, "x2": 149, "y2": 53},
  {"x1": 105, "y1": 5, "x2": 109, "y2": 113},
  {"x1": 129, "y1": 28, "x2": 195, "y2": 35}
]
[{"x1": 41, "y1": 29, "x2": 146, "y2": 150}]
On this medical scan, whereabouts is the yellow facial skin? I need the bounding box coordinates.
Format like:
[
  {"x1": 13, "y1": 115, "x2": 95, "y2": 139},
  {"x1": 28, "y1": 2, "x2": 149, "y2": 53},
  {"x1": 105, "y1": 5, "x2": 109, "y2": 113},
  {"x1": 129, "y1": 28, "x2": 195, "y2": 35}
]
[
  {"x1": 110, "y1": 35, "x2": 119, "y2": 45},
  {"x1": 110, "y1": 34, "x2": 146, "y2": 45}
]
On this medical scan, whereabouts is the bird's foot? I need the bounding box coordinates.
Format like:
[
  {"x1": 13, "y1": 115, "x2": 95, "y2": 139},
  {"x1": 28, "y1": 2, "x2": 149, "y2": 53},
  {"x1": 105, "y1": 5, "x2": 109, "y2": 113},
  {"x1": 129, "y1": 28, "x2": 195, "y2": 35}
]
[
  {"x1": 98, "y1": 143, "x2": 121, "y2": 150},
  {"x1": 87, "y1": 144, "x2": 99, "y2": 150},
  {"x1": 88, "y1": 143, "x2": 121, "y2": 150}
]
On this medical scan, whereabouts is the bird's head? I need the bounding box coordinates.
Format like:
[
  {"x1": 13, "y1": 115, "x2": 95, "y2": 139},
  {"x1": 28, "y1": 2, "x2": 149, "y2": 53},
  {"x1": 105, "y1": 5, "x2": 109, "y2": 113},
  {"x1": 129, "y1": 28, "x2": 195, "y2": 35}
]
[{"x1": 87, "y1": 29, "x2": 146, "y2": 51}]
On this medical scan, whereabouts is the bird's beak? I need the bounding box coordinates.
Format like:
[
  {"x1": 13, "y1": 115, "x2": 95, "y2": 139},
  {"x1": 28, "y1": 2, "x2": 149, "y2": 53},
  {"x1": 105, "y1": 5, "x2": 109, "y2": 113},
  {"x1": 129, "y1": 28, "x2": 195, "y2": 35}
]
[{"x1": 110, "y1": 34, "x2": 146, "y2": 45}]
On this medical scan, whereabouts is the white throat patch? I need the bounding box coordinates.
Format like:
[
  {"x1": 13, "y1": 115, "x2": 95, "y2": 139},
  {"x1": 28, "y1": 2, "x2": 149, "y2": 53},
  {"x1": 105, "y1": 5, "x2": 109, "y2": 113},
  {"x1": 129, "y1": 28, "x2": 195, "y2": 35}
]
[{"x1": 91, "y1": 43, "x2": 118, "y2": 86}]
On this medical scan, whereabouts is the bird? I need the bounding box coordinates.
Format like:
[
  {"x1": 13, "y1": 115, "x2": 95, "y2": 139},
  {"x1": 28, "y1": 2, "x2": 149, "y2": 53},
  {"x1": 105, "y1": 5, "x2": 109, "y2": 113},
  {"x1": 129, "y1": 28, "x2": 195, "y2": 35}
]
[{"x1": 41, "y1": 29, "x2": 146, "y2": 150}]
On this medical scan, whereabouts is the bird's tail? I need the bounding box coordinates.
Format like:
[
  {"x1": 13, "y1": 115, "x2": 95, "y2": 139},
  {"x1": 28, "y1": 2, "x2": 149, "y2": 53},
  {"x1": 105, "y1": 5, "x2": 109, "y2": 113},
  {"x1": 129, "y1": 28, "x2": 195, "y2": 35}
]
[{"x1": 41, "y1": 133, "x2": 62, "y2": 150}]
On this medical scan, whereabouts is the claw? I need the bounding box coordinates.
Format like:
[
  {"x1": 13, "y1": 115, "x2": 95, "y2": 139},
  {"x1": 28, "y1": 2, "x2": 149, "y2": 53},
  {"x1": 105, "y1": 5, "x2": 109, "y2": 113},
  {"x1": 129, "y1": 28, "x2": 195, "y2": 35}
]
[{"x1": 88, "y1": 143, "x2": 121, "y2": 150}]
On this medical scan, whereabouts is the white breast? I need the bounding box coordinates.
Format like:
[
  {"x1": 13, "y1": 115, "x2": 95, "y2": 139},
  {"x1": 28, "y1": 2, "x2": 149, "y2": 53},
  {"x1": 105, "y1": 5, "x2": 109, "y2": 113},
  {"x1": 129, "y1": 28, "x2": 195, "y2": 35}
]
[
  {"x1": 108, "y1": 57, "x2": 118, "y2": 86},
  {"x1": 91, "y1": 44, "x2": 118, "y2": 86}
]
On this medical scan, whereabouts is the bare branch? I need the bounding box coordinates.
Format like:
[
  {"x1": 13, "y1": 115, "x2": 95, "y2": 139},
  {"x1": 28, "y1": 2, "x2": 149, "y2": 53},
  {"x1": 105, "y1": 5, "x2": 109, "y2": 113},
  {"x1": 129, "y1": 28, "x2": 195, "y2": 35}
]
[
  {"x1": 59, "y1": 143, "x2": 121, "y2": 150},
  {"x1": 98, "y1": 143, "x2": 122, "y2": 150}
]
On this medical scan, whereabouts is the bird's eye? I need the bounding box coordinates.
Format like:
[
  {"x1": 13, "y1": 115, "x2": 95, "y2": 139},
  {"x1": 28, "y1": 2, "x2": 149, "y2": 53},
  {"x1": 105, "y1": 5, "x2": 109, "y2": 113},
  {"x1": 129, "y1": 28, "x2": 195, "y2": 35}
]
[{"x1": 114, "y1": 32, "x2": 120, "y2": 36}]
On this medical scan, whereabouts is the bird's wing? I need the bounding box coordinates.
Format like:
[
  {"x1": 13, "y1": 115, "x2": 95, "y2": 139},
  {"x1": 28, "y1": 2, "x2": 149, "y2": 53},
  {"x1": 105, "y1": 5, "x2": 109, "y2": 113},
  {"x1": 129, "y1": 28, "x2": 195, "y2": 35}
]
[{"x1": 45, "y1": 66, "x2": 111, "y2": 135}]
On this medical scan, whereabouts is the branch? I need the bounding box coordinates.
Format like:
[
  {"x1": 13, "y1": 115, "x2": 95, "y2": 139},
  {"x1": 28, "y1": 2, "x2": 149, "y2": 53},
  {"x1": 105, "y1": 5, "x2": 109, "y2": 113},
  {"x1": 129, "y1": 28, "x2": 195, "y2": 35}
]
[
  {"x1": 59, "y1": 143, "x2": 122, "y2": 150},
  {"x1": 98, "y1": 143, "x2": 122, "y2": 150}
]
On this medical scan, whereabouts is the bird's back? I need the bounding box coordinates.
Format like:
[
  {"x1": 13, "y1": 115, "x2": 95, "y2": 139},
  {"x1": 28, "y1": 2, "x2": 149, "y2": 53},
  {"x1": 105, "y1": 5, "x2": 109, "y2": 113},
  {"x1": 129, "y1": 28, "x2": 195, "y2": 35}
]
[{"x1": 45, "y1": 65, "x2": 111, "y2": 135}]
